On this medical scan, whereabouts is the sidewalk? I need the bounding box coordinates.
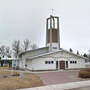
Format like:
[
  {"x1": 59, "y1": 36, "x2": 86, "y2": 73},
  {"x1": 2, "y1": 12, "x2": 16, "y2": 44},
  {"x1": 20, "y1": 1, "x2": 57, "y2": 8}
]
[{"x1": 18, "y1": 80, "x2": 90, "y2": 90}]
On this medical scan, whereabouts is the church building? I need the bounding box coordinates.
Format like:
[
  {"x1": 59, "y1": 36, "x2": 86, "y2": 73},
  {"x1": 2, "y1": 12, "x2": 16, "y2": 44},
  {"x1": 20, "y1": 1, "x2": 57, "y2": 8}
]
[{"x1": 18, "y1": 15, "x2": 89, "y2": 71}]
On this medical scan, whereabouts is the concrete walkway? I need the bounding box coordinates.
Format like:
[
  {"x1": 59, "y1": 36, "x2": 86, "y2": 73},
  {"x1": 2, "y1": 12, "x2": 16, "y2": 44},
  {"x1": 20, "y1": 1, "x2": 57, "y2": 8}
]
[
  {"x1": 71, "y1": 86, "x2": 90, "y2": 90},
  {"x1": 18, "y1": 80, "x2": 90, "y2": 90}
]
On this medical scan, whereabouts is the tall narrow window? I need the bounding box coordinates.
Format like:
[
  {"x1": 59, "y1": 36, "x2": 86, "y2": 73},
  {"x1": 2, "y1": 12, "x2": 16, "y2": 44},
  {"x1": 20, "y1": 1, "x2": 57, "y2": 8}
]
[
  {"x1": 56, "y1": 61, "x2": 58, "y2": 69},
  {"x1": 66, "y1": 61, "x2": 68, "y2": 68}
]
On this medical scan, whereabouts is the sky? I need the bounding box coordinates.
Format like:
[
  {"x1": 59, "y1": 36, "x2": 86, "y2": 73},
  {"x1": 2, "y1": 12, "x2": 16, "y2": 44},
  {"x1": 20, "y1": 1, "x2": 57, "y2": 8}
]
[{"x1": 0, "y1": 0, "x2": 90, "y2": 54}]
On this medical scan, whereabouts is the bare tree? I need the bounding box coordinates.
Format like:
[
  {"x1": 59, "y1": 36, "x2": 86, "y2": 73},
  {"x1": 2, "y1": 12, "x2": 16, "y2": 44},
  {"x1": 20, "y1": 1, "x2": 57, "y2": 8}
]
[
  {"x1": 12, "y1": 40, "x2": 21, "y2": 58},
  {"x1": 5, "y1": 46, "x2": 12, "y2": 58},
  {"x1": 31, "y1": 43, "x2": 38, "y2": 50},
  {"x1": 0, "y1": 45, "x2": 6, "y2": 58},
  {"x1": 0, "y1": 45, "x2": 11, "y2": 58},
  {"x1": 23, "y1": 39, "x2": 30, "y2": 51}
]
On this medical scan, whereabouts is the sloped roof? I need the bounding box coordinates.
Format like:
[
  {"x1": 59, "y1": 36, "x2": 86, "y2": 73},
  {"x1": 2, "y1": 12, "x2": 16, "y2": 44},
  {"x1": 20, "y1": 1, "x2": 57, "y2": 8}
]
[
  {"x1": 19, "y1": 47, "x2": 49, "y2": 56},
  {"x1": 2, "y1": 57, "x2": 17, "y2": 60},
  {"x1": 25, "y1": 48, "x2": 88, "y2": 60}
]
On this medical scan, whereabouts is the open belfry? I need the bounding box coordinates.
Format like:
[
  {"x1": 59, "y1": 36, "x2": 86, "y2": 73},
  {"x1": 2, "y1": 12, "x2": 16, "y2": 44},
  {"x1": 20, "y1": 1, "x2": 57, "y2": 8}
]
[{"x1": 46, "y1": 15, "x2": 60, "y2": 51}]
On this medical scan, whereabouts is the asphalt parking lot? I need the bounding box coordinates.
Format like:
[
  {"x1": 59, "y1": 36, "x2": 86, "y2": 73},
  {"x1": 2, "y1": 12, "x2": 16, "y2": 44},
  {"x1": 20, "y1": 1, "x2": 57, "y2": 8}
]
[{"x1": 35, "y1": 70, "x2": 86, "y2": 85}]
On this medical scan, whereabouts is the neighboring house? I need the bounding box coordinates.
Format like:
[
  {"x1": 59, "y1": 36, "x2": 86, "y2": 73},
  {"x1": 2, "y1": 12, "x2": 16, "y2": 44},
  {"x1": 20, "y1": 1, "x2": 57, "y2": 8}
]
[
  {"x1": 0, "y1": 56, "x2": 13, "y2": 68},
  {"x1": 0, "y1": 56, "x2": 19, "y2": 68},
  {"x1": 18, "y1": 15, "x2": 89, "y2": 71}
]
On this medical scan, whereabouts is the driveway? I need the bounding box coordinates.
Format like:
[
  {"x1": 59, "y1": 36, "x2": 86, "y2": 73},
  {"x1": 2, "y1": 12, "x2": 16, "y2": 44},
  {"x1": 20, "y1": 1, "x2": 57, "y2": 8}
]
[{"x1": 35, "y1": 70, "x2": 86, "y2": 85}]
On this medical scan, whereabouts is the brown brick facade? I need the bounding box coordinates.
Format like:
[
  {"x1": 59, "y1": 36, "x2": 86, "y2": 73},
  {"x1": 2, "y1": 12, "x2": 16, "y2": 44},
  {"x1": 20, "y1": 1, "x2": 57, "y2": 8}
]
[{"x1": 47, "y1": 29, "x2": 58, "y2": 43}]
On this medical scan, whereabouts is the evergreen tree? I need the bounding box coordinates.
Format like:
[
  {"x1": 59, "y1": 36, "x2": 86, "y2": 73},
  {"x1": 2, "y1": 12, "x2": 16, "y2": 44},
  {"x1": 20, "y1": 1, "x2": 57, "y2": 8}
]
[
  {"x1": 69, "y1": 48, "x2": 73, "y2": 52},
  {"x1": 83, "y1": 53, "x2": 88, "y2": 57}
]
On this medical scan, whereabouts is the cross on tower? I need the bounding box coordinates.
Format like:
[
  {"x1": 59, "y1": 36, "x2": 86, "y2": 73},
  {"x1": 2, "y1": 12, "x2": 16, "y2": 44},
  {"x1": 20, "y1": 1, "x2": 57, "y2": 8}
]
[{"x1": 51, "y1": 9, "x2": 55, "y2": 16}]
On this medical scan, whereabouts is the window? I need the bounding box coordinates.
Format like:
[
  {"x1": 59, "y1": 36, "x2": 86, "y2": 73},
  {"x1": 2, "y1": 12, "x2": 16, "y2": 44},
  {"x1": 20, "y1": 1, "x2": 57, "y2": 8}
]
[
  {"x1": 45, "y1": 61, "x2": 48, "y2": 64},
  {"x1": 70, "y1": 61, "x2": 72, "y2": 64},
  {"x1": 70, "y1": 61, "x2": 77, "y2": 64},
  {"x1": 53, "y1": 47, "x2": 57, "y2": 49},
  {"x1": 73, "y1": 61, "x2": 75, "y2": 63},
  {"x1": 25, "y1": 64, "x2": 27, "y2": 67},
  {"x1": 51, "y1": 61, "x2": 54, "y2": 64},
  {"x1": 66, "y1": 61, "x2": 68, "y2": 68},
  {"x1": 75, "y1": 61, "x2": 77, "y2": 64},
  {"x1": 45, "y1": 61, "x2": 54, "y2": 64},
  {"x1": 48, "y1": 61, "x2": 51, "y2": 64}
]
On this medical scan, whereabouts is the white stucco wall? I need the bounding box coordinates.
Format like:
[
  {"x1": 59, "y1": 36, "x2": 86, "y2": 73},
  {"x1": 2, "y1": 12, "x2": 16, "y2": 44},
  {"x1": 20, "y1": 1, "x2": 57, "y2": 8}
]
[
  {"x1": 25, "y1": 57, "x2": 85, "y2": 70},
  {"x1": 26, "y1": 58, "x2": 56, "y2": 70},
  {"x1": 67, "y1": 58, "x2": 85, "y2": 69},
  {"x1": 37, "y1": 51, "x2": 86, "y2": 69},
  {"x1": 26, "y1": 60, "x2": 32, "y2": 70},
  {"x1": 19, "y1": 50, "x2": 86, "y2": 70},
  {"x1": 47, "y1": 43, "x2": 60, "y2": 51},
  {"x1": 49, "y1": 51, "x2": 86, "y2": 69},
  {"x1": 19, "y1": 59, "x2": 26, "y2": 68}
]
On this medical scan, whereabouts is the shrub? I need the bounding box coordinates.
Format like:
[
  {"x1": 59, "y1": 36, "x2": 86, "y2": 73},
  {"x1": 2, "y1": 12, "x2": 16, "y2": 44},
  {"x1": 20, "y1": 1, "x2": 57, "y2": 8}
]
[{"x1": 79, "y1": 68, "x2": 90, "y2": 78}]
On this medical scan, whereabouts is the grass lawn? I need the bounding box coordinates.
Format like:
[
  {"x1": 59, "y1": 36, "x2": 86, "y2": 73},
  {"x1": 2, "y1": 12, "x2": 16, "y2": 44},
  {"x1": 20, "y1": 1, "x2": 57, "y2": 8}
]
[{"x1": 0, "y1": 71, "x2": 43, "y2": 90}]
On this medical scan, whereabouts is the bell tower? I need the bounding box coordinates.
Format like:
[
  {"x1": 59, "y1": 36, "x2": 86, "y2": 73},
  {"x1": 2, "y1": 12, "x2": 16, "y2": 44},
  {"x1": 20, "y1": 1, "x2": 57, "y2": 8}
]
[{"x1": 46, "y1": 15, "x2": 60, "y2": 52}]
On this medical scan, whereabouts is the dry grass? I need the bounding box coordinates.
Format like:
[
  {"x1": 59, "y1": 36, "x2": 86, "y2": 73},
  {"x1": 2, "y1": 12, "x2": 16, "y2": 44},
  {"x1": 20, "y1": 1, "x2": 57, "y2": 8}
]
[
  {"x1": 0, "y1": 71, "x2": 11, "y2": 76},
  {"x1": 0, "y1": 71, "x2": 19, "y2": 76},
  {"x1": 0, "y1": 71, "x2": 43, "y2": 90},
  {"x1": 0, "y1": 67, "x2": 9, "y2": 70}
]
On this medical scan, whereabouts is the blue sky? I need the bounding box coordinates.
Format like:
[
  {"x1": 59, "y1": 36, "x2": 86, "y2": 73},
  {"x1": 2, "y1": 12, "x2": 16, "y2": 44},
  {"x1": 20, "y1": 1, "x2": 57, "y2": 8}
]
[{"x1": 0, "y1": 0, "x2": 90, "y2": 54}]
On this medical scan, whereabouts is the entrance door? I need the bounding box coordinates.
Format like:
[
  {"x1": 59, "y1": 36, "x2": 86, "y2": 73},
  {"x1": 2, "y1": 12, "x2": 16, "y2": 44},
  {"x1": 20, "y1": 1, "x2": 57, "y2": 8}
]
[{"x1": 60, "y1": 61, "x2": 65, "y2": 69}]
